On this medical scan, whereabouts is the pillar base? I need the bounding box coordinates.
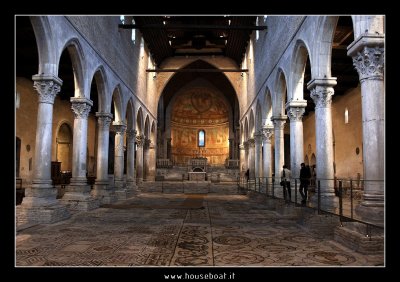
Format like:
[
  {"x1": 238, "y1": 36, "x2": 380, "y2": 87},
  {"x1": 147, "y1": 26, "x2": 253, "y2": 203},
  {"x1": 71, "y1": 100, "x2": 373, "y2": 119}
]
[
  {"x1": 355, "y1": 203, "x2": 384, "y2": 226},
  {"x1": 61, "y1": 183, "x2": 99, "y2": 211},
  {"x1": 126, "y1": 180, "x2": 139, "y2": 196},
  {"x1": 334, "y1": 222, "x2": 384, "y2": 255},
  {"x1": 16, "y1": 199, "x2": 70, "y2": 225},
  {"x1": 92, "y1": 182, "x2": 118, "y2": 204}
]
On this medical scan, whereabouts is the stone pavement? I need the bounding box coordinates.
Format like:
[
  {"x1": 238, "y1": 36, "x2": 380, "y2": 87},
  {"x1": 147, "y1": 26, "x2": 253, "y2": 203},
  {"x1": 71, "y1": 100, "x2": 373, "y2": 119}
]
[{"x1": 16, "y1": 188, "x2": 384, "y2": 267}]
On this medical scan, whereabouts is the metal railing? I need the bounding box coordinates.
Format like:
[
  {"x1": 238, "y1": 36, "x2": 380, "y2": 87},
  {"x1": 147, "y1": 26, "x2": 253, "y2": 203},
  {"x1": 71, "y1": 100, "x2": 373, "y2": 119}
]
[{"x1": 237, "y1": 176, "x2": 384, "y2": 236}]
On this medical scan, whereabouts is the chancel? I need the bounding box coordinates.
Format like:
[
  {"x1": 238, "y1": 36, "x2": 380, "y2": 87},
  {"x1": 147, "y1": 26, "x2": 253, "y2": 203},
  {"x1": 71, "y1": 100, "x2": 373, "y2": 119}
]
[{"x1": 15, "y1": 15, "x2": 384, "y2": 267}]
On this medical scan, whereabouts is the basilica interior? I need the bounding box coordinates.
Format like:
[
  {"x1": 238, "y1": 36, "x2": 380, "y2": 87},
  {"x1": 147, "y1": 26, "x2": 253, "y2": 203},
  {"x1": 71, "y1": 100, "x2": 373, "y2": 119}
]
[{"x1": 15, "y1": 15, "x2": 385, "y2": 268}]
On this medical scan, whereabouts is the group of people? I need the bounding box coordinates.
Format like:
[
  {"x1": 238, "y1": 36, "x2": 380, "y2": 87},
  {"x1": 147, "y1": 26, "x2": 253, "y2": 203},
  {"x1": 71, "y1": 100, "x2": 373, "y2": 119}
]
[
  {"x1": 280, "y1": 163, "x2": 312, "y2": 204},
  {"x1": 243, "y1": 162, "x2": 314, "y2": 205}
]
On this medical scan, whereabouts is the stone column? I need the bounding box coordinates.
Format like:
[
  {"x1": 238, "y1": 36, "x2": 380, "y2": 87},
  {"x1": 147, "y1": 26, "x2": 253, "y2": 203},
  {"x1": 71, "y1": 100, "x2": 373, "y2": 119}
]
[
  {"x1": 307, "y1": 78, "x2": 337, "y2": 202},
  {"x1": 126, "y1": 129, "x2": 138, "y2": 195},
  {"x1": 262, "y1": 125, "x2": 274, "y2": 179},
  {"x1": 62, "y1": 97, "x2": 99, "y2": 211},
  {"x1": 113, "y1": 122, "x2": 127, "y2": 200},
  {"x1": 166, "y1": 138, "x2": 172, "y2": 160},
  {"x1": 16, "y1": 75, "x2": 70, "y2": 224},
  {"x1": 271, "y1": 115, "x2": 287, "y2": 179},
  {"x1": 247, "y1": 138, "x2": 255, "y2": 180},
  {"x1": 239, "y1": 144, "x2": 245, "y2": 173},
  {"x1": 287, "y1": 100, "x2": 307, "y2": 180},
  {"x1": 147, "y1": 139, "x2": 156, "y2": 181},
  {"x1": 136, "y1": 134, "x2": 145, "y2": 184},
  {"x1": 348, "y1": 34, "x2": 384, "y2": 225},
  {"x1": 93, "y1": 112, "x2": 117, "y2": 204},
  {"x1": 228, "y1": 138, "x2": 234, "y2": 159},
  {"x1": 254, "y1": 133, "x2": 263, "y2": 178},
  {"x1": 235, "y1": 126, "x2": 241, "y2": 159},
  {"x1": 143, "y1": 138, "x2": 151, "y2": 181}
]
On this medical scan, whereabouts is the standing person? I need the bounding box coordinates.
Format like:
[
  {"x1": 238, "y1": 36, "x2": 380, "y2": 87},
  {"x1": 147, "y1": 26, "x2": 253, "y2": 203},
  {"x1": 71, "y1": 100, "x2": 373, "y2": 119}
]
[
  {"x1": 299, "y1": 163, "x2": 311, "y2": 204},
  {"x1": 245, "y1": 169, "x2": 250, "y2": 182},
  {"x1": 281, "y1": 165, "x2": 291, "y2": 202}
]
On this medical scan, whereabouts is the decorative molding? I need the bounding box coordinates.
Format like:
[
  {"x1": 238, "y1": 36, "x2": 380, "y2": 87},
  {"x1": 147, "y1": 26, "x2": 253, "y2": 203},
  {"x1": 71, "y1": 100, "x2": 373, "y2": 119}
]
[
  {"x1": 247, "y1": 138, "x2": 255, "y2": 148},
  {"x1": 310, "y1": 86, "x2": 334, "y2": 109},
  {"x1": 271, "y1": 116, "x2": 287, "y2": 130},
  {"x1": 96, "y1": 112, "x2": 113, "y2": 129},
  {"x1": 287, "y1": 106, "x2": 305, "y2": 122},
  {"x1": 254, "y1": 133, "x2": 263, "y2": 144},
  {"x1": 136, "y1": 134, "x2": 145, "y2": 147},
  {"x1": 126, "y1": 129, "x2": 137, "y2": 143},
  {"x1": 261, "y1": 125, "x2": 274, "y2": 141},
  {"x1": 144, "y1": 138, "x2": 151, "y2": 149},
  {"x1": 33, "y1": 79, "x2": 62, "y2": 104},
  {"x1": 70, "y1": 97, "x2": 93, "y2": 119},
  {"x1": 352, "y1": 46, "x2": 384, "y2": 81}
]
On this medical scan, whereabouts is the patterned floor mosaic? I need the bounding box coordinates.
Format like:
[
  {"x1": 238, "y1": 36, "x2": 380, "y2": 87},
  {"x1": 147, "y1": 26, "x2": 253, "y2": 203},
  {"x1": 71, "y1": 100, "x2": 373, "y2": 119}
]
[{"x1": 16, "y1": 189, "x2": 384, "y2": 267}]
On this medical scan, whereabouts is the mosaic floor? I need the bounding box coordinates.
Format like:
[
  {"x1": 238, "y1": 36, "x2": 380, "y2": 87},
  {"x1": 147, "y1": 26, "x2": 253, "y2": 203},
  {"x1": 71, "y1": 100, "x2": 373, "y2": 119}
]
[{"x1": 16, "y1": 189, "x2": 383, "y2": 267}]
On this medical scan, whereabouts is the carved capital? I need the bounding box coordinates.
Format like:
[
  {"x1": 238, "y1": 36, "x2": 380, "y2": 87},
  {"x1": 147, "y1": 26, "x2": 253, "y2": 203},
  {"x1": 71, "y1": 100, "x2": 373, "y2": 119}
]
[
  {"x1": 271, "y1": 115, "x2": 287, "y2": 129},
  {"x1": 126, "y1": 129, "x2": 137, "y2": 143},
  {"x1": 287, "y1": 106, "x2": 305, "y2": 122},
  {"x1": 96, "y1": 112, "x2": 113, "y2": 129},
  {"x1": 71, "y1": 97, "x2": 93, "y2": 119},
  {"x1": 310, "y1": 87, "x2": 334, "y2": 109},
  {"x1": 261, "y1": 125, "x2": 274, "y2": 141},
  {"x1": 136, "y1": 134, "x2": 145, "y2": 147},
  {"x1": 144, "y1": 138, "x2": 151, "y2": 149},
  {"x1": 247, "y1": 138, "x2": 255, "y2": 148},
  {"x1": 243, "y1": 141, "x2": 249, "y2": 151},
  {"x1": 113, "y1": 122, "x2": 127, "y2": 136},
  {"x1": 239, "y1": 144, "x2": 245, "y2": 150},
  {"x1": 254, "y1": 133, "x2": 263, "y2": 144},
  {"x1": 32, "y1": 75, "x2": 63, "y2": 104},
  {"x1": 352, "y1": 46, "x2": 384, "y2": 81}
]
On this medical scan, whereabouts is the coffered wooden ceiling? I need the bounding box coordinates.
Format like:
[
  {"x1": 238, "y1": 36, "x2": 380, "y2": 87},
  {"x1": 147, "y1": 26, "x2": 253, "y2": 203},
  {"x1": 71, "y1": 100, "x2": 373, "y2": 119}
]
[{"x1": 130, "y1": 16, "x2": 258, "y2": 66}]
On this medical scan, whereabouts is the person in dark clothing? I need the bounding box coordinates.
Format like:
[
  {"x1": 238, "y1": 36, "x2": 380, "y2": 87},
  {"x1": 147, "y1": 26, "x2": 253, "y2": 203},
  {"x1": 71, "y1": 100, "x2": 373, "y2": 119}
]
[
  {"x1": 281, "y1": 165, "x2": 291, "y2": 202},
  {"x1": 245, "y1": 169, "x2": 250, "y2": 182},
  {"x1": 299, "y1": 163, "x2": 311, "y2": 204}
]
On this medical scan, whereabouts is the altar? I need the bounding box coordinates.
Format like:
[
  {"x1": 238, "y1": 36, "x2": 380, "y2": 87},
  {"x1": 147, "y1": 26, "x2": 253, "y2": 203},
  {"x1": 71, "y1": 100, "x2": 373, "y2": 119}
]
[
  {"x1": 188, "y1": 171, "x2": 207, "y2": 181},
  {"x1": 188, "y1": 157, "x2": 208, "y2": 181}
]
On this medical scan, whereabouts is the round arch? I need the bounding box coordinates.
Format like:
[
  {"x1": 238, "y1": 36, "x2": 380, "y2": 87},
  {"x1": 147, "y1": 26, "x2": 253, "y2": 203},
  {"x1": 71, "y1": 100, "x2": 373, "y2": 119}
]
[
  {"x1": 263, "y1": 87, "x2": 273, "y2": 126},
  {"x1": 290, "y1": 39, "x2": 312, "y2": 101},
  {"x1": 29, "y1": 16, "x2": 57, "y2": 75},
  {"x1": 136, "y1": 107, "x2": 144, "y2": 135},
  {"x1": 57, "y1": 38, "x2": 86, "y2": 98},
  {"x1": 111, "y1": 85, "x2": 123, "y2": 122}
]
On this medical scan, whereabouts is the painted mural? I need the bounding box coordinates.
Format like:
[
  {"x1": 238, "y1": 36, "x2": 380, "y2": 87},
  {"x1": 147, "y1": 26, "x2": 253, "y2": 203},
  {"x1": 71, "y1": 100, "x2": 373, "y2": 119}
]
[{"x1": 171, "y1": 87, "x2": 230, "y2": 165}]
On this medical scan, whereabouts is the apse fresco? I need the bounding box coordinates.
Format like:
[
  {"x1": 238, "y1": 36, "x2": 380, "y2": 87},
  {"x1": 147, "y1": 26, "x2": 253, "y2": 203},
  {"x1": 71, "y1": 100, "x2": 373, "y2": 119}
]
[{"x1": 171, "y1": 87, "x2": 229, "y2": 165}]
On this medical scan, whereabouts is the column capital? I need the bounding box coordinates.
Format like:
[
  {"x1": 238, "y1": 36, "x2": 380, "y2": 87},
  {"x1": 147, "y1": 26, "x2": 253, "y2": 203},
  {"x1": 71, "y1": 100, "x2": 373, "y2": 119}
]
[
  {"x1": 70, "y1": 97, "x2": 93, "y2": 119},
  {"x1": 136, "y1": 134, "x2": 145, "y2": 147},
  {"x1": 113, "y1": 121, "x2": 127, "y2": 135},
  {"x1": 247, "y1": 138, "x2": 255, "y2": 148},
  {"x1": 307, "y1": 78, "x2": 337, "y2": 109},
  {"x1": 271, "y1": 115, "x2": 287, "y2": 129},
  {"x1": 96, "y1": 112, "x2": 113, "y2": 129},
  {"x1": 126, "y1": 129, "x2": 137, "y2": 143},
  {"x1": 254, "y1": 132, "x2": 263, "y2": 144},
  {"x1": 32, "y1": 74, "x2": 63, "y2": 104},
  {"x1": 261, "y1": 125, "x2": 274, "y2": 141},
  {"x1": 347, "y1": 35, "x2": 384, "y2": 81},
  {"x1": 239, "y1": 144, "x2": 245, "y2": 150},
  {"x1": 144, "y1": 138, "x2": 152, "y2": 149}
]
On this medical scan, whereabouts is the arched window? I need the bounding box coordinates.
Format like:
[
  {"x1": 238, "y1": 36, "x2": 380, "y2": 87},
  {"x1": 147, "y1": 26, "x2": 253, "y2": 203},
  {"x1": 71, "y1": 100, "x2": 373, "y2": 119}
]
[
  {"x1": 255, "y1": 17, "x2": 259, "y2": 41},
  {"x1": 131, "y1": 18, "x2": 136, "y2": 44},
  {"x1": 344, "y1": 108, "x2": 349, "y2": 124},
  {"x1": 198, "y1": 130, "x2": 205, "y2": 147}
]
